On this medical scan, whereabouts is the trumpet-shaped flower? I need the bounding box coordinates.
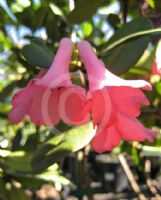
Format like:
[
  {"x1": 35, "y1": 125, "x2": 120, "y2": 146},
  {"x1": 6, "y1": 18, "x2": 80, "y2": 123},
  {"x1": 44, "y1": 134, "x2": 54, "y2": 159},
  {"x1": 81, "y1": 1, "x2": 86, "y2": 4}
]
[
  {"x1": 60, "y1": 40, "x2": 156, "y2": 152},
  {"x1": 79, "y1": 41, "x2": 156, "y2": 152},
  {"x1": 9, "y1": 38, "x2": 89, "y2": 126}
]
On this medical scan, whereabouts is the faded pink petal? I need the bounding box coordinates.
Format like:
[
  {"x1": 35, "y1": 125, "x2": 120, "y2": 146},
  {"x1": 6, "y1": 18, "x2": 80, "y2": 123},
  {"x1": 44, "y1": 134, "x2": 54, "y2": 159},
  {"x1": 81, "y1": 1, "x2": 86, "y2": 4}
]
[
  {"x1": 36, "y1": 38, "x2": 73, "y2": 87},
  {"x1": 9, "y1": 38, "x2": 73, "y2": 125},
  {"x1": 78, "y1": 40, "x2": 152, "y2": 91}
]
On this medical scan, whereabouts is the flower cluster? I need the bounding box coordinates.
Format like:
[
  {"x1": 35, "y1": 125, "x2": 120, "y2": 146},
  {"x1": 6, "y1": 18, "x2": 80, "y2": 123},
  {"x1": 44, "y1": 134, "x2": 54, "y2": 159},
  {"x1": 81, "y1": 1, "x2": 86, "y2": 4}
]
[{"x1": 9, "y1": 38, "x2": 156, "y2": 152}]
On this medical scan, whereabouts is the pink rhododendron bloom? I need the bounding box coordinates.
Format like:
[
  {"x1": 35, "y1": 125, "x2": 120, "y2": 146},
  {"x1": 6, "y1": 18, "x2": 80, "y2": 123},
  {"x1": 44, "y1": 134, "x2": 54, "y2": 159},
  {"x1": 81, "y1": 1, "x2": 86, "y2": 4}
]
[
  {"x1": 79, "y1": 41, "x2": 156, "y2": 152},
  {"x1": 60, "y1": 40, "x2": 156, "y2": 153},
  {"x1": 9, "y1": 38, "x2": 89, "y2": 126}
]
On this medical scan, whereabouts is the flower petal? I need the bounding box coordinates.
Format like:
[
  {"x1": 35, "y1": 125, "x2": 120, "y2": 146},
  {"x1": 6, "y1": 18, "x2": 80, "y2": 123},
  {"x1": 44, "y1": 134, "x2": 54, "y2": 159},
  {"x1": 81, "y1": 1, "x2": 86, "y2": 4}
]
[
  {"x1": 90, "y1": 88, "x2": 112, "y2": 127},
  {"x1": 28, "y1": 85, "x2": 60, "y2": 126},
  {"x1": 92, "y1": 125, "x2": 121, "y2": 153},
  {"x1": 78, "y1": 40, "x2": 152, "y2": 91},
  {"x1": 117, "y1": 113, "x2": 156, "y2": 142},
  {"x1": 12, "y1": 81, "x2": 35, "y2": 107},
  {"x1": 108, "y1": 86, "x2": 149, "y2": 117},
  {"x1": 9, "y1": 82, "x2": 36, "y2": 124},
  {"x1": 8, "y1": 102, "x2": 31, "y2": 124},
  {"x1": 37, "y1": 38, "x2": 73, "y2": 88},
  {"x1": 103, "y1": 70, "x2": 152, "y2": 90}
]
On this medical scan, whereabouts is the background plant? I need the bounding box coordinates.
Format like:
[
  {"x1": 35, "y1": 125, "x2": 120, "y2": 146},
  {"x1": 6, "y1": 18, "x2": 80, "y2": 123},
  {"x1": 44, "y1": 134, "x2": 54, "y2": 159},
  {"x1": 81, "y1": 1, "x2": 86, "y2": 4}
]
[{"x1": 0, "y1": 0, "x2": 161, "y2": 199}]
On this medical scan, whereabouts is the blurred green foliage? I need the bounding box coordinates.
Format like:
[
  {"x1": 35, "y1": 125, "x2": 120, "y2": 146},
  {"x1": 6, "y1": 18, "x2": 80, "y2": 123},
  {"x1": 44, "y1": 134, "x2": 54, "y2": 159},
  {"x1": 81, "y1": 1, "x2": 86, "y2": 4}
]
[{"x1": 0, "y1": 0, "x2": 161, "y2": 199}]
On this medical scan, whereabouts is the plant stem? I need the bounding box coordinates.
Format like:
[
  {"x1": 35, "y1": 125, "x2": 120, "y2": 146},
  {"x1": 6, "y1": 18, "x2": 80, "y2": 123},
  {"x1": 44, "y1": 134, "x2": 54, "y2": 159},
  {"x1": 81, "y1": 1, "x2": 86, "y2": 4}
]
[{"x1": 118, "y1": 153, "x2": 147, "y2": 200}]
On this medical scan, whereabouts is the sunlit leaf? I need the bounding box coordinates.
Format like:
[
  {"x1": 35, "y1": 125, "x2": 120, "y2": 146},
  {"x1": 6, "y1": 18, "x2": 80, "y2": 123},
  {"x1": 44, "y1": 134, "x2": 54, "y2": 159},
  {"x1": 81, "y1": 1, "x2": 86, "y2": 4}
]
[
  {"x1": 147, "y1": 0, "x2": 161, "y2": 11},
  {"x1": 49, "y1": 3, "x2": 66, "y2": 21},
  {"x1": 102, "y1": 18, "x2": 161, "y2": 53},
  {"x1": 81, "y1": 22, "x2": 93, "y2": 37},
  {"x1": 4, "y1": 151, "x2": 32, "y2": 173},
  {"x1": 32, "y1": 122, "x2": 95, "y2": 172}
]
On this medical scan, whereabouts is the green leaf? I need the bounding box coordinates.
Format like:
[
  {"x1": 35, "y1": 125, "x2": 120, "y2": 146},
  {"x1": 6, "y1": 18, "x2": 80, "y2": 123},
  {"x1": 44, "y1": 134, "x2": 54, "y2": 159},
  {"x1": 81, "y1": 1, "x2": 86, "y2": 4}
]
[
  {"x1": 68, "y1": 0, "x2": 106, "y2": 24},
  {"x1": 21, "y1": 41, "x2": 53, "y2": 68},
  {"x1": 147, "y1": 0, "x2": 155, "y2": 8},
  {"x1": 7, "y1": 164, "x2": 71, "y2": 189},
  {"x1": 103, "y1": 37, "x2": 149, "y2": 75},
  {"x1": 32, "y1": 122, "x2": 95, "y2": 172},
  {"x1": 101, "y1": 18, "x2": 159, "y2": 74},
  {"x1": 147, "y1": 0, "x2": 161, "y2": 11},
  {"x1": 102, "y1": 18, "x2": 161, "y2": 53},
  {"x1": 49, "y1": 3, "x2": 67, "y2": 22},
  {"x1": 81, "y1": 22, "x2": 93, "y2": 37},
  {"x1": 155, "y1": 82, "x2": 161, "y2": 95},
  {"x1": 0, "y1": 80, "x2": 19, "y2": 102},
  {"x1": 4, "y1": 151, "x2": 32, "y2": 173}
]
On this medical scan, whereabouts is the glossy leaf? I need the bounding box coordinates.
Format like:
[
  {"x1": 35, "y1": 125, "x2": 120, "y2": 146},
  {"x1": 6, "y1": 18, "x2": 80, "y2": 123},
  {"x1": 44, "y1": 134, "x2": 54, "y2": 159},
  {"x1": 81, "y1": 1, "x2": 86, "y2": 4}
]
[
  {"x1": 102, "y1": 18, "x2": 161, "y2": 53},
  {"x1": 103, "y1": 37, "x2": 149, "y2": 74},
  {"x1": 102, "y1": 18, "x2": 156, "y2": 74},
  {"x1": 21, "y1": 41, "x2": 53, "y2": 68}
]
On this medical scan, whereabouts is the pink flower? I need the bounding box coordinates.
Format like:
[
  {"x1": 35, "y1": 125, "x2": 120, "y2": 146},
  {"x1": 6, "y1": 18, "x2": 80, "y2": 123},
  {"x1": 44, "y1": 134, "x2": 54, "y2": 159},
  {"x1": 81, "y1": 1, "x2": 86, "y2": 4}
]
[
  {"x1": 60, "y1": 40, "x2": 156, "y2": 153},
  {"x1": 79, "y1": 41, "x2": 156, "y2": 152},
  {"x1": 9, "y1": 38, "x2": 89, "y2": 126}
]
